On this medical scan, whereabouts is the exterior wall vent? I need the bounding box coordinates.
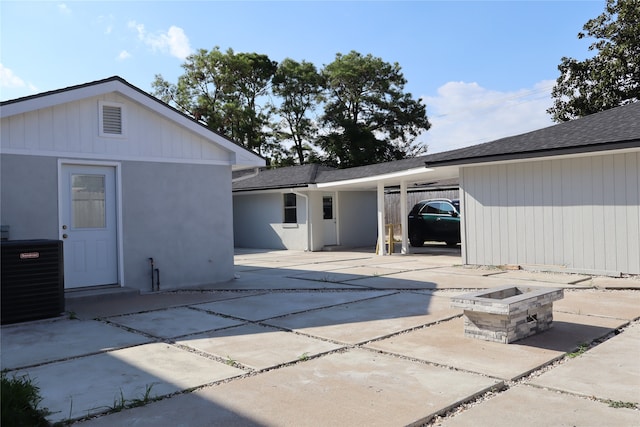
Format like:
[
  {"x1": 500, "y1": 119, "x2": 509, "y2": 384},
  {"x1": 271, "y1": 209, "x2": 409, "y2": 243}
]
[{"x1": 99, "y1": 101, "x2": 126, "y2": 137}]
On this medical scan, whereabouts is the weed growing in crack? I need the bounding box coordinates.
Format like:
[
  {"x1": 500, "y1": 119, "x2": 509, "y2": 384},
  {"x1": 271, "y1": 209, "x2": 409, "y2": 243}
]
[
  {"x1": 226, "y1": 356, "x2": 238, "y2": 367},
  {"x1": 606, "y1": 400, "x2": 637, "y2": 409},
  {"x1": 298, "y1": 352, "x2": 310, "y2": 361},
  {"x1": 111, "y1": 389, "x2": 127, "y2": 412},
  {"x1": 109, "y1": 384, "x2": 157, "y2": 413},
  {"x1": 130, "y1": 384, "x2": 156, "y2": 408},
  {"x1": 567, "y1": 343, "x2": 589, "y2": 358}
]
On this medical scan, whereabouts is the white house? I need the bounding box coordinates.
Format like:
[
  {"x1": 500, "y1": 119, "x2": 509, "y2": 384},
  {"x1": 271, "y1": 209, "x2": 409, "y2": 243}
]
[
  {"x1": 233, "y1": 102, "x2": 639, "y2": 276},
  {"x1": 1, "y1": 76, "x2": 265, "y2": 293},
  {"x1": 232, "y1": 158, "x2": 459, "y2": 251}
]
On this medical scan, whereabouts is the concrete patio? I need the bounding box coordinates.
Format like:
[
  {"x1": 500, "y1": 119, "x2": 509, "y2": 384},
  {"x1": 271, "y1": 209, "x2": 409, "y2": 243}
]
[{"x1": 1, "y1": 247, "x2": 639, "y2": 426}]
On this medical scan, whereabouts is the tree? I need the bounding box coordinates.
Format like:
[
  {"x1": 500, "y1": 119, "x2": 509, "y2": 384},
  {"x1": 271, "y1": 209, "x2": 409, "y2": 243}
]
[
  {"x1": 270, "y1": 58, "x2": 324, "y2": 165},
  {"x1": 547, "y1": 0, "x2": 640, "y2": 122},
  {"x1": 152, "y1": 47, "x2": 277, "y2": 155},
  {"x1": 318, "y1": 51, "x2": 431, "y2": 168}
]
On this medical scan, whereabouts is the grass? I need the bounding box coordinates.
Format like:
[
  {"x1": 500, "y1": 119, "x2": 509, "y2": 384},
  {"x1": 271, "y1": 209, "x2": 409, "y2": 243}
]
[
  {"x1": 110, "y1": 384, "x2": 157, "y2": 412},
  {"x1": 567, "y1": 343, "x2": 589, "y2": 358},
  {"x1": 1, "y1": 372, "x2": 51, "y2": 427},
  {"x1": 606, "y1": 400, "x2": 637, "y2": 409},
  {"x1": 298, "y1": 352, "x2": 310, "y2": 361}
]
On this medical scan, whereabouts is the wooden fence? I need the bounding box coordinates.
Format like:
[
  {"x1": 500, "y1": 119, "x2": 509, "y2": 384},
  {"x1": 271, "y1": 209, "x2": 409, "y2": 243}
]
[{"x1": 383, "y1": 189, "x2": 459, "y2": 225}]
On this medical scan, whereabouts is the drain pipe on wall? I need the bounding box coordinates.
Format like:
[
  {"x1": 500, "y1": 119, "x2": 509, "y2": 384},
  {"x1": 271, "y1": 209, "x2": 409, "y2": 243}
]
[
  {"x1": 148, "y1": 258, "x2": 155, "y2": 292},
  {"x1": 291, "y1": 190, "x2": 311, "y2": 252},
  {"x1": 148, "y1": 258, "x2": 160, "y2": 292}
]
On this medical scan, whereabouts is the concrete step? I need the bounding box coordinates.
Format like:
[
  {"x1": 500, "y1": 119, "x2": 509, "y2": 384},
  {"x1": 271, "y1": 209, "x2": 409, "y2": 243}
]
[{"x1": 65, "y1": 285, "x2": 139, "y2": 304}]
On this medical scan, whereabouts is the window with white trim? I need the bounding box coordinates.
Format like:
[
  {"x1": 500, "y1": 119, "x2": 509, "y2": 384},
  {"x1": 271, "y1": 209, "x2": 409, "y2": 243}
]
[
  {"x1": 283, "y1": 193, "x2": 297, "y2": 223},
  {"x1": 99, "y1": 101, "x2": 126, "y2": 137}
]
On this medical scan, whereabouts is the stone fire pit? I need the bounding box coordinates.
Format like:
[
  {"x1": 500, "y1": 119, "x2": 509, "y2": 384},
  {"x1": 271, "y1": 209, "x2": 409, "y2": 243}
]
[{"x1": 450, "y1": 285, "x2": 564, "y2": 343}]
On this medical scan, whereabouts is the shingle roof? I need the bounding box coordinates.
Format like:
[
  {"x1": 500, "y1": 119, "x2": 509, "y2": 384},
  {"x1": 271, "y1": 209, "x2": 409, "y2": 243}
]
[
  {"x1": 232, "y1": 164, "x2": 337, "y2": 191},
  {"x1": 233, "y1": 102, "x2": 639, "y2": 192},
  {"x1": 422, "y1": 101, "x2": 640, "y2": 166}
]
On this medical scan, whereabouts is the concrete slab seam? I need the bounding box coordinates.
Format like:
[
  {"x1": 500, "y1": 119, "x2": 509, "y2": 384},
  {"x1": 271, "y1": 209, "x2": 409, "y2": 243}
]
[{"x1": 422, "y1": 321, "x2": 639, "y2": 426}]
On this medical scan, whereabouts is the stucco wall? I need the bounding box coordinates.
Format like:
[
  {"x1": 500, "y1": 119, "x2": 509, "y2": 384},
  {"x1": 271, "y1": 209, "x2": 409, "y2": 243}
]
[
  {"x1": 0, "y1": 154, "x2": 235, "y2": 291},
  {"x1": 461, "y1": 151, "x2": 640, "y2": 275},
  {"x1": 337, "y1": 191, "x2": 377, "y2": 248},
  {"x1": 0, "y1": 154, "x2": 59, "y2": 240},
  {"x1": 121, "y1": 161, "x2": 235, "y2": 290},
  {"x1": 233, "y1": 192, "x2": 308, "y2": 250}
]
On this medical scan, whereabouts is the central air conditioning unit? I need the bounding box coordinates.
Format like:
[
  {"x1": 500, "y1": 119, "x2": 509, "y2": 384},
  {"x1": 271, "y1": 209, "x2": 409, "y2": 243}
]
[{"x1": 1, "y1": 240, "x2": 64, "y2": 324}]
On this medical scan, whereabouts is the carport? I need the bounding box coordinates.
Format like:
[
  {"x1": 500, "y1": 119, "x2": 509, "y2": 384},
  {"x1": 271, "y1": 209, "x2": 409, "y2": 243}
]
[{"x1": 313, "y1": 160, "x2": 460, "y2": 255}]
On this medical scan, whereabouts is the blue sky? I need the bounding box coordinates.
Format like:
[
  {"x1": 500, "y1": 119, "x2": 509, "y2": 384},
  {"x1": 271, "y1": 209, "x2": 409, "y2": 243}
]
[{"x1": 1, "y1": 1, "x2": 606, "y2": 153}]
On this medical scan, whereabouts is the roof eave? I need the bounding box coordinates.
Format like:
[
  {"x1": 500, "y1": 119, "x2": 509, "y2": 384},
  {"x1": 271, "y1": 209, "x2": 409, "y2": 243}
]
[
  {"x1": 233, "y1": 183, "x2": 313, "y2": 193},
  {"x1": 424, "y1": 140, "x2": 640, "y2": 168},
  {"x1": 0, "y1": 76, "x2": 266, "y2": 169}
]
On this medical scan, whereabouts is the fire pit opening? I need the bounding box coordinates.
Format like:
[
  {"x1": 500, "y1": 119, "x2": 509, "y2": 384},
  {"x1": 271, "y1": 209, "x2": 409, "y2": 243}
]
[{"x1": 476, "y1": 287, "x2": 531, "y2": 300}]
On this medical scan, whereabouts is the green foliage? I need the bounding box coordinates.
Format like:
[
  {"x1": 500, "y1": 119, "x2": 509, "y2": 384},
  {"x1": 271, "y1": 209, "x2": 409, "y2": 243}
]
[
  {"x1": 225, "y1": 355, "x2": 238, "y2": 367},
  {"x1": 606, "y1": 400, "x2": 637, "y2": 409},
  {"x1": 270, "y1": 58, "x2": 324, "y2": 165},
  {"x1": 1, "y1": 372, "x2": 51, "y2": 427},
  {"x1": 567, "y1": 343, "x2": 589, "y2": 358},
  {"x1": 548, "y1": 0, "x2": 640, "y2": 122},
  {"x1": 319, "y1": 51, "x2": 430, "y2": 167},
  {"x1": 152, "y1": 47, "x2": 277, "y2": 155},
  {"x1": 152, "y1": 48, "x2": 431, "y2": 167}
]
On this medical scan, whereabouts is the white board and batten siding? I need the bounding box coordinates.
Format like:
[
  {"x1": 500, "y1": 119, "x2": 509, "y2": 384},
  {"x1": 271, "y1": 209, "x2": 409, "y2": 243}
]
[
  {"x1": 461, "y1": 151, "x2": 640, "y2": 275},
  {"x1": 0, "y1": 93, "x2": 233, "y2": 165}
]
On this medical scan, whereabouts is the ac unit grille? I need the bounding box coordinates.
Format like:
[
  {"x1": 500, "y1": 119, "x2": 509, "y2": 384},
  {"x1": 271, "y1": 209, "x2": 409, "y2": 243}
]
[{"x1": 1, "y1": 240, "x2": 64, "y2": 324}]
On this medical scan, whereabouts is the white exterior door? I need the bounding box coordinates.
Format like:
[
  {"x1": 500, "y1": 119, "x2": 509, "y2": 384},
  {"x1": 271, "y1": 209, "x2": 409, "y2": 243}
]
[
  {"x1": 322, "y1": 193, "x2": 338, "y2": 246},
  {"x1": 60, "y1": 165, "x2": 118, "y2": 288}
]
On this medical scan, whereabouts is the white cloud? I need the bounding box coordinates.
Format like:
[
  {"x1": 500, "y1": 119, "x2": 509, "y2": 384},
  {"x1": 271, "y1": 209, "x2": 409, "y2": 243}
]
[
  {"x1": 419, "y1": 80, "x2": 556, "y2": 154},
  {"x1": 165, "y1": 26, "x2": 192, "y2": 59},
  {"x1": 0, "y1": 64, "x2": 25, "y2": 88},
  {"x1": 57, "y1": 3, "x2": 71, "y2": 15},
  {"x1": 128, "y1": 21, "x2": 192, "y2": 60},
  {"x1": 0, "y1": 64, "x2": 36, "y2": 92},
  {"x1": 117, "y1": 50, "x2": 132, "y2": 61}
]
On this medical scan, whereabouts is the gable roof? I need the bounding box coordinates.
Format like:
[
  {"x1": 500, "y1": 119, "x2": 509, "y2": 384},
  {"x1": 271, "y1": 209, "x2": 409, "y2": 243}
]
[{"x1": 1, "y1": 76, "x2": 265, "y2": 170}]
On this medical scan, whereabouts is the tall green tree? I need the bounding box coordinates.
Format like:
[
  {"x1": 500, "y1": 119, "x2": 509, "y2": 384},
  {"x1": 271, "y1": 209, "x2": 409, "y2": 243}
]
[
  {"x1": 318, "y1": 51, "x2": 431, "y2": 168},
  {"x1": 547, "y1": 0, "x2": 640, "y2": 122},
  {"x1": 270, "y1": 58, "x2": 324, "y2": 165},
  {"x1": 152, "y1": 47, "x2": 277, "y2": 155}
]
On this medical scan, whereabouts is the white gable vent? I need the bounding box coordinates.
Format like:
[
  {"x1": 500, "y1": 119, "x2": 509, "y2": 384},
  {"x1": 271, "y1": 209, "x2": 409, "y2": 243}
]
[{"x1": 99, "y1": 101, "x2": 126, "y2": 137}]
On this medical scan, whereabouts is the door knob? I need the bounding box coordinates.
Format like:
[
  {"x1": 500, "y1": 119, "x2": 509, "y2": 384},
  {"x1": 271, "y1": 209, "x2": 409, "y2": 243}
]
[
  {"x1": 62, "y1": 225, "x2": 68, "y2": 230},
  {"x1": 62, "y1": 234, "x2": 68, "y2": 239}
]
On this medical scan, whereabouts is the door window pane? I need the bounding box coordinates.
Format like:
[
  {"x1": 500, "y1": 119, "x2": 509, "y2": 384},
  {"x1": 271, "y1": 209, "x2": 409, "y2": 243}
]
[
  {"x1": 72, "y1": 174, "x2": 106, "y2": 228},
  {"x1": 323, "y1": 196, "x2": 333, "y2": 220}
]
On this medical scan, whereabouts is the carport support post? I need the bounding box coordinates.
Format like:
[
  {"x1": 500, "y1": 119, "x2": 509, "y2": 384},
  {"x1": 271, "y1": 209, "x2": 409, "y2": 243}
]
[
  {"x1": 400, "y1": 180, "x2": 408, "y2": 254},
  {"x1": 377, "y1": 181, "x2": 387, "y2": 255}
]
